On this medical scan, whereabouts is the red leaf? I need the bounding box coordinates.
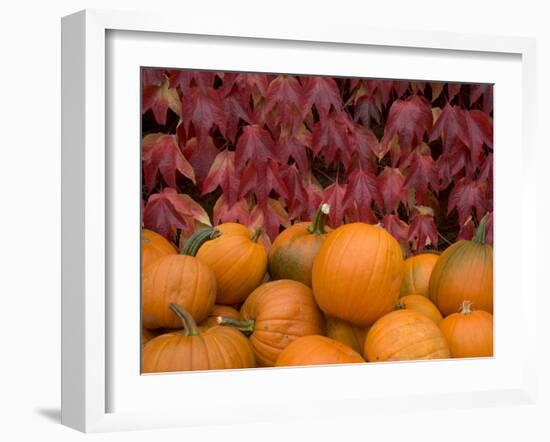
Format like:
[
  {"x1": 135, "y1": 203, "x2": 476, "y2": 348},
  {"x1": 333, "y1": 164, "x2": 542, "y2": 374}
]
[
  {"x1": 302, "y1": 76, "x2": 342, "y2": 121},
  {"x1": 343, "y1": 169, "x2": 382, "y2": 223},
  {"x1": 142, "y1": 134, "x2": 195, "y2": 191},
  {"x1": 142, "y1": 68, "x2": 164, "y2": 87},
  {"x1": 212, "y1": 195, "x2": 252, "y2": 226},
  {"x1": 354, "y1": 94, "x2": 381, "y2": 129},
  {"x1": 461, "y1": 109, "x2": 493, "y2": 163},
  {"x1": 265, "y1": 75, "x2": 305, "y2": 131},
  {"x1": 366, "y1": 80, "x2": 394, "y2": 106},
  {"x1": 323, "y1": 181, "x2": 349, "y2": 228},
  {"x1": 353, "y1": 124, "x2": 379, "y2": 171},
  {"x1": 435, "y1": 146, "x2": 469, "y2": 189},
  {"x1": 235, "y1": 124, "x2": 279, "y2": 171},
  {"x1": 448, "y1": 83, "x2": 462, "y2": 100},
  {"x1": 382, "y1": 214, "x2": 409, "y2": 244},
  {"x1": 408, "y1": 212, "x2": 438, "y2": 250},
  {"x1": 311, "y1": 113, "x2": 355, "y2": 167},
  {"x1": 181, "y1": 86, "x2": 226, "y2": 145},
  {"x1": 249, "y1": 198, "x2": 290, "y2": 241},
  {"x1": 281, "y1": 164, "x2": 308, "y2": 220},
  {"x1": 182, "y1": 136, "x2": 219, "y2": 185},
  {"x1": 202, "y1": 150, "x2": 240, "y2": 206},
  {"x1": 403, "y1": 146, "x2": 438, "y2": 204},
  {"x1": 223, "y1": 87, "x2": 253, "y2": 143},
  {"x1": 429, "y1": 103, "x2": 467, "y2": 153},
  {"x1": 447, "y1": 178, "x2": 486, "y2": 226},
  {"x1": 385, "y1": 95, "x2": 432, "y2": 153},
  {"x1": 169, "y1": 70, "x2": 215, "y2": 94},
  {"x1": 378, "y1": 167, "x2": 407, "y2": 212},
  {"x1": 142, "y1": 78, "x2": 181, "y2": 125},
  {"x1": 238, "y1": 160, "x2": 288, "y2": 206},
  {"x1": 470, "y1": 84, "x2": 493, "y2": 113},
  {"x1": 277, "y1": 125, "x2": 311, "y2": 174},
  {"x1": 143, "y1": 188, "x2": 210, "y2": 240}
]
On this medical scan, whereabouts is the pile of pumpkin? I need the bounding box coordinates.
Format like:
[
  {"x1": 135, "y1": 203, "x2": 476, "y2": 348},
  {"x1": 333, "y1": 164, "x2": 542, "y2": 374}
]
[{"x1": 141, "y1": 204, "x2": 493, "y2": 373}]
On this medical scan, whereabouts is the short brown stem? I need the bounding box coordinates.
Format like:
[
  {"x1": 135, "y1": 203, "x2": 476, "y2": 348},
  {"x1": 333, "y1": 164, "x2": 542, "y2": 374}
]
[
  {"x1": 250, "y1": 227, "x2": 264, "y2": 243},
  {"x1": 216, "y1": 316, "x2": 255, "y2": 336},
  {"x1": 169, "y1": 303, "x2": 200, "y2": 336},
  {"x1": 308, "y1": 203, "x2": 330, "y2": 235}
]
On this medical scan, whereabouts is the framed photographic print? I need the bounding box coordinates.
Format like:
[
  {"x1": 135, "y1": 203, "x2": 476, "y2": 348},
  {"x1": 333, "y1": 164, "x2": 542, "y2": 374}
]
[{"x1": 61, "y1": 9, "x2": 537, "y2": 433}]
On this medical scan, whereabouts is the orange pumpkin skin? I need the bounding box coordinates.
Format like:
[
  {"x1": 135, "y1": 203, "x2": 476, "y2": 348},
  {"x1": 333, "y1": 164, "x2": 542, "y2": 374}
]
[
  {"x1": 396, "y1": 294, "x2": 443, "y2": 324},
  {"x1": 276, "y1": 335, "x2": 365, "y2": 367},
  {"x1": 269, "y1": 205, "x2": 331, "y2": 287},
  {"x1": 439, "y1": 302, "x2": 493, "y2": 358},
  {"x1": 199, "y1": 305, "x2": 241, "y2": 331},
  {"x1": 196, "y1": 223, "x2": 267, "y2": 305},
  {"x1": 236, "y1": 280, "x2": 325, "y2": 367},
  {"x1": 141, "y1": 229, "x2": 177, "y2": 269},
  {"x1": 365, "y1": 310, "x2": 450, "y2": 362},
  {"x1": 325, "y1": 316, "x2": 367, "y2": 354},
  {"x1": 312, "y1": 223, "x2": 405, "y2": 327},
  {"x1": 141, "y1": 327, "x2": 158, "y2": 348},
  {"x1": 142, "y1": 305, "x2": 254, "y2": 373},
  {"x1": 429, "y1": 218, "x2": 493, "y2": 316},
  {"x1": 400, "y1": 253, "x2": 439, "y2": 297},
  {"x1": 142, "y1": 255, "x2": 215, "y2": 329}
]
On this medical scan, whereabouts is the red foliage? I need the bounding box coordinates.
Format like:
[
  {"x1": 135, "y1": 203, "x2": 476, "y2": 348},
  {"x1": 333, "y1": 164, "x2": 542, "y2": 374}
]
[{"x1": 141, "y1": 69, "x2": 493, "y2": 254}]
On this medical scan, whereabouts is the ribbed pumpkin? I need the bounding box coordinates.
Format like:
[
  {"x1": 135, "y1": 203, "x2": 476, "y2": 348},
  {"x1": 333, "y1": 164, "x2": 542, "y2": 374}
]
[
  {"x1": 429, "y1": 215, "x2": 493, "y2": 316},
  {"x1": 365, "y1": 309, "x2": 450, "y2": 362},
  {"x1": 325, "y1": 316, "x2": 367, "y2": 354},
  {"x1": 141, "y1": 228, "x2": 218, "y2": 329},
  {"x1": 141, "y1": 229, "x2": 177, "y2": 269},
  {"x1": 312, "y1": 223, "x2": 405, "y2": 327},
  {"x1": 439, "y1": 301, "x2": 493, "y2": 358},
  {"x1": 400, "y1": 253, "x2": 439, "y2": 297},
  {"x1": 217, "y1": 280, "x2": 325, "y2": 367},
  {"x1": 195, "y1": 223, "x2": 267, "y2": 305},
  {"x1": 276, "y1": 335, "x2": 365, "y2": 367},
  {"x1": 268, "y1": 204, "x2": 331, "y2": 287},
  {"x1": 142, "y1": 304, "x2": 255, "y2": 373},
  {"x1": 199, "y1": 305, "x2": 241, "y2": 331},
  {"x1": 395, "y1": 294, "x2": 443, "y2": 324}
]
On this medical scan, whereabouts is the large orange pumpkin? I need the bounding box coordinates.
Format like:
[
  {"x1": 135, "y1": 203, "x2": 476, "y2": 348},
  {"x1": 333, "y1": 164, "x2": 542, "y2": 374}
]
[
  {"x1": 141, "y1": 229, "x2": 177, "y2": 269},
  {"x1": 141, "y1": 327, "x2": 158, "y2": 348},
  {"x1": 395, "y1": 294, "x2": 443, "y2": 324},
  {"x1": 365, "y1": 309, "x2": 450, "y2": 362},
  {"x1": 325, "y1": 316, "x2": 367, "y2": 354},
  {"x1": 276, "y1": 335, "x2": 365, "y2": 367},
  {"x1": 142, "y1": 304, "x2": 255, "y2": 373},
  {"x1": 400, "y1": 253, "x2": 439, "y2": 297},
  {"x1": 142, "y1": 228, "x2": 218, "y2": 329},
  {"x1": 217, "y1": 280, "x2": 325, "y2": 367},
  {"x1": 439, "y1": 301, "x2": 493, "y2": 358},
  {"x1": 429, "y1": 215, "x2": 493, "y2": 316},
  {"x1": 196, "y1": 223, "x2": 267, "y2": 305},
  {"x1": 312, "y1": 223, "x2": 405, "y2": 327},
  {"x1": 268, "y1": 204, "x2": 331, "y2": 287}
]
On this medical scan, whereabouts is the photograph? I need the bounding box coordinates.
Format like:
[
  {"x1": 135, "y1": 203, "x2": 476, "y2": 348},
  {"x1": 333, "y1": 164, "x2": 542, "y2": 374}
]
[{"x1": 140, "y1": 67, "x2": 494, "y2": 373}]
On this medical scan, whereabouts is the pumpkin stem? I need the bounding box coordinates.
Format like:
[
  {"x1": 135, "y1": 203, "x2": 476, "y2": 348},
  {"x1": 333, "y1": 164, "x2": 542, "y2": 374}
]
[
  {"x1": 169, "y1": 303, "x2": 200, "y2": 336},
  {"x1": 473, "y1": 214, "x2": 489, "y2": 244},
  {"x1": 459, "y1": 301, "x2": 473, "y2": 315},
  {"x1": 180, "y1": 227, "x2": 221, "y2": 256},
  {"x1": 308, "y1": 203, "x2": 331, "y2": 235},
  {"x1": 216, "y1": 316, "x2": 255, "y2": 336},
  {"x1": 394, "y1": 302, "x2": 406, "y2": 310},
  {"x1": 250, "y1": 227, "x2": 264, "y2": 243}
]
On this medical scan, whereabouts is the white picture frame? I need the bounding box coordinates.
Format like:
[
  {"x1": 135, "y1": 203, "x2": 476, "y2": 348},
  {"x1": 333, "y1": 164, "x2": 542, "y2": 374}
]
[{"x1": 61, "y1": 9, "x2": 537, "y2": 433}]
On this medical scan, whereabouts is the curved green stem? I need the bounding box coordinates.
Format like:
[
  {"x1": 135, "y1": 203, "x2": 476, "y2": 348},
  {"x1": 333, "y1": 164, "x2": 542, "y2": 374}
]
[
  {"x1": 216, "y1": 316, "x2": 255, "y2": 336},
  {"x1": 169, "y1": 303, "x2": 200, "y2": 336},
  {"x1": 459, "y1": 300, "x2": 473, "y2": 315},
  {"x1": 307, "y1": 203, "x2": 331, "y2": 235},
  {"x1": 250, "y1": 227, "x2": 264, "y2": 243},
  {"x1": 473, "y1": 214, "x2": 489, "y2": 245},
  {"x1": 180, "y1": 227, "x2": 221, "y2": 256}
]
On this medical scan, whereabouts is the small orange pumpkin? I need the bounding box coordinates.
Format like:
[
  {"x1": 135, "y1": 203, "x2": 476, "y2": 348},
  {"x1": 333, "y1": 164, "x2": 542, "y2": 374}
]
[
  {"x1": 141, "y1": 229, "x2": 177, "y2": 269},
  {"x1": 395, "y1": 294, "x2": 443, "y2": 324},
  {"x1": 325, "y1": 316, "x2": 367, "y2": 354},
  {"x1": 141, "y1": 228, "x2": 218, "y2": 329},
  {"x1": 429, "y1": 215, "x2": 493, "y2": 316},
  {"x1": 400, "y1": 253, "x2": 439, "y2": 297},
  {"x1": 268, "y1": 204, "x2": 331, "y2": 287},
  {"x1": 276, "y1": 335, "x2": 365, "y2": 367},
  {"x1": 439, "y1": 301, "x2": 493, "y2": 358},
  {"x1": 196, "y1": 223, "x2": 267, "y2": 305},
  {"x1": 217, "y1": 280, "x2": 325, "y2": 367},
  {"x1": 142, "y1": 304, "x2": 255, "y2": 373},
  {"x1": 312, "y1": 223, "x2": 405, "y2": 327},
  {"x1": 365, "y1": 309, "x2": 450, "y2": 362}
]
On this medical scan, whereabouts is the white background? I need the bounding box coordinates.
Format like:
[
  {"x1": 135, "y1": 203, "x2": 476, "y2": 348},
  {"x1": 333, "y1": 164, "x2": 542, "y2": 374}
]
[{"x1": 0, "y1": 0, "x2": 547, "y2": 440}]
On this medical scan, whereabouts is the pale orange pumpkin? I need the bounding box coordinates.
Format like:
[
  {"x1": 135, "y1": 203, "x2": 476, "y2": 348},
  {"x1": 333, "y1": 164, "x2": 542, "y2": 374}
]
[
  {"x1": 429, "y1": 215, "x2": 493, "y2": 316},
  {"x1": 325, "y1": 316, "x2": 367, "y2": 354},
  {"x1": 400, "y1": 253, "x2": 439, "y2": 297},
  {"x1": 312, "y1": 223, "x2": 405, "y2": 327},
  {"x1": 217, "y1": 280, "x2": 325, "y2": 367},
  {"x1": 365, "y1": 309, "x2": 450, "y2": 362},
  {"x1": 439, "y1": 301, "x2": 493, "y2": 358},
  {"x1": 268, "y1": 204, "x2": 331, "y2": 287},
  {"x1": 395, "y1": 294, "x2": 443, "y2": 324},
  {"x1": 276, "y1": 335, "x2": 365, "y2": 367},
  {"x1": 141, "y1": 229, "x2": 177, "y2": 269},
  {"x1": 196, "y1": 223, "x2": 267, "y2": 305},
  {"x1": 141, "y1": 228, "x2": 218, "y2": 329},
  {"x1": 142, "y1": 304, "x2": 255, "y2": 373}
]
